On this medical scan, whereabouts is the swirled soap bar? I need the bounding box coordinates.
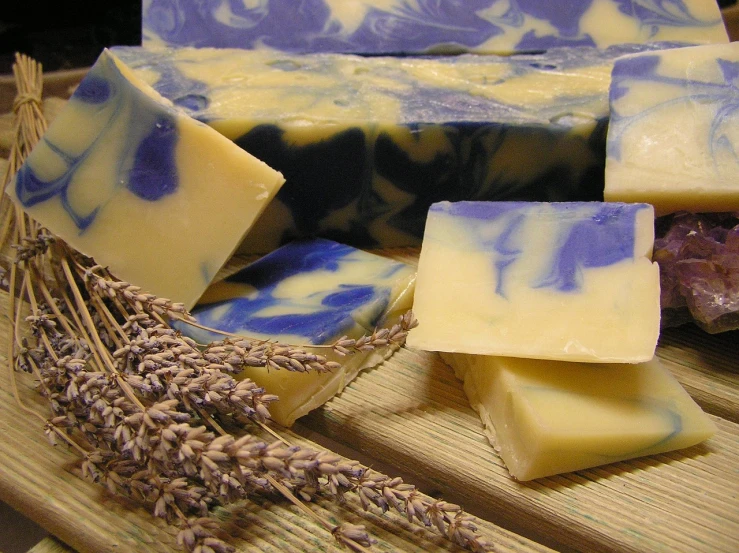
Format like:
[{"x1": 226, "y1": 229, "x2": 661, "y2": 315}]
[
  {"x1": 406, "y1": 201, "x2": 660, "y2": 362},
  {"x1": 175, "y1": 239, "x2": 416, "y2": 426},
  {"x1": 441, "y1": 352, "x2": 716, "y2": 481},
  {"x1": 605, "y1": 42, "x2": 739, "y2": 215},
  {"x1": 5, "y1": 49, "x2": 285, "y2": 309},
  {"x1": 142, "y1": 0, "x2": 728, "y2": 55},
  {"x1": 111, "y1": 44, "x2": 667, "y2": 252}
]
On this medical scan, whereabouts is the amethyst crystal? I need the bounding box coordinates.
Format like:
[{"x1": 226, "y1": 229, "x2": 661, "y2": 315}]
[{"x1": 655, "y1": 212, "x2": 739, "y2": 333}]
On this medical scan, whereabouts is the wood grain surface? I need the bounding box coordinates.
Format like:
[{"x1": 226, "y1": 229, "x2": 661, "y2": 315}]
[
  {"x1": 2, "y1": 175, "x2": 739, "y2": 553},
  {"x1": 3, "y1": 267, "x2": 737, "y2": 553}
]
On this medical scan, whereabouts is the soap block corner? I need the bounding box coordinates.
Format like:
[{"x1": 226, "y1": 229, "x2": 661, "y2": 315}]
[{"x1": 605, "y1": 42, "x2": 739, "y2": 216}]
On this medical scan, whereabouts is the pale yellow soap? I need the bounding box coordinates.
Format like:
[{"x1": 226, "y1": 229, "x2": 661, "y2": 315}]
[
  {"x1": 6, "y1": 49, "x2": 285, "y2": 309},
  {"x1": 406, "y1": 202, "x2": 660, "y2": 363},
  {"x1": 442, "y1": 352, "x2": 717, "y2": 481},
  {"x1": 605, "y1": 42, "x2": 739, "y2": 215}
]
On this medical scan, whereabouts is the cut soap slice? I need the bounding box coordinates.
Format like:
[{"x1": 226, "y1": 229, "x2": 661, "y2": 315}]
[
  {"x1": 605, "y1": 42, "x2": 739, "y2": 215},
  {"x1": 406, "y1": 201, "x2": 660, "y2": 363},
  {"x1": 441, "y1": 352, "x2": 717, "y2": 481},
  {"x1": 174, "y1": 238, "x2": 416, "y2": 426},
  {"x1": 6, "y1": 49, "x2": 285, "y2": 309}
]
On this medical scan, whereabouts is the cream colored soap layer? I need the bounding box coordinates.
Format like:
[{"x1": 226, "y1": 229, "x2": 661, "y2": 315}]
[
  {"x1": 243, "y1": 344, "x2": 403, "y2": 427},
  {"x1": 407, "y1": 202, "x2": 660, "y2": 363},
  {"x1": 442, "y1": 352, "x2": 717, "y2": 481},
  {"x1": 116, "y1": 47, "x2": 616, "y2": 129},
  {"x1": 6, "y1": 50, "x2": 285, "y2": 309},
  {"x1": 605, "y1": 43, "x2": 739, "y2": 215}
]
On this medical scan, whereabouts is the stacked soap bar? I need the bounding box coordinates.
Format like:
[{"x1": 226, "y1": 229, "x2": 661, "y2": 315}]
[
  {"x1": 407, "y1": 201, "x2": 717, "y2": 478},
  {"x1": 174, "y1": 238, "x2": 416, "y2": 426},
  {"x1": 406, "y1": 201, "x2": 660, "y2": 363},
  {"x1": 441, "y1": 352, "x2": 716, "y2": 481},
  {"x1": 142, "y1": 0, "x2": 728, "y2": 55},
  {"x1": 112, "y1": 44, "x2": 670, "y2": 252},
  {"x1": 605, "y1": 42, "x2": 739, "y2": 215},
  {"x1": 5, "y1": 49, "x2": 285, "y2": 309}
]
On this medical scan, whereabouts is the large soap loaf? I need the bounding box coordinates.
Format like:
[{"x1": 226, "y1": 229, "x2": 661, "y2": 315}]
[
  {"x1": 175, "y1": 238, "x2": 416, "y2": 426},
  {"x1": 406, "y1": 201, "x2": 660, "y2": 363},
  {"x1": 441, "y1": 352, "x2": 717, "y2": 481},
  {"x1": 605, "y1": 42, "x2": 739, "y2": 215},
  {"x1": 113, "y1": 44, "x2": 667, "y2": 252},
  {"x1": 5, "y1": 49, "x2": 285, "y2": 309},
  {"x1": 142, "y1": 0, "x2": 728, "y2": 55}
]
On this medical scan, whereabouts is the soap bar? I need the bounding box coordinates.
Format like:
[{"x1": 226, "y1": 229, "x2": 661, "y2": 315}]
[
  {"x1": 605, "y1": 43, "x2": 739, "y2": 215},
  {"x1": 406, "y1": 201, "x2": 660, "y2": 363},
  {"x1": 441, "y1": 352, "x2": 717, "y2": 481},
  {"x1": 112, "y1": 44, "x2": 666, "y2": 252},
  {"x1": 174, "y1": 238, "x2": 416, "y2": 426},
  {"x1": 142, "y1": 0, "x2": 728, "y2": 55},
  {"x1": 6, "y1": 49, "x2": 285, "y2": 309}
]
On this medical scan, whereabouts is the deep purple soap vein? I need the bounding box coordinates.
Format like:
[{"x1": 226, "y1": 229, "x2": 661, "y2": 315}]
[
  {"x1": 178, "y1": 239, "x2": 411, "y2": 344},
  {"x1": 14, "y1": 52, "x2": 181, "y2": 232}
]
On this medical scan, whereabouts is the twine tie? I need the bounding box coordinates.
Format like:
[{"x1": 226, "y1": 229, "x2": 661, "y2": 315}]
[{"x1": 13, "y1": 92, "x2": 42, "y2": 114}]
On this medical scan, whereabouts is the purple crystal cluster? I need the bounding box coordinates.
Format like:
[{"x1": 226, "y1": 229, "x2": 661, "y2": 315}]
[{"x1": 655, "y1": 212, "x2": 739, "y2": 333}]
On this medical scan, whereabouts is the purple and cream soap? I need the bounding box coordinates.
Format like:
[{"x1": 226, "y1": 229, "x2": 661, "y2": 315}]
[
  {"x1": 5, "y1": 49, "x2": 285, "y2": 309},
  {"x1": 605, "y1": 42, "x2": 739, "y2": 215},
  {"x1": 406, "y1": 201, "x2": 660, "y2": 363},
  {"x1": 142, "y1": 0, "x2": 728, "y2": 55}
]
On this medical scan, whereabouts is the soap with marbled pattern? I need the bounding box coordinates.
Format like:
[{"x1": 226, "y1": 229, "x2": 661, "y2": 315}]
[
  {"x1": 442, "y1": 352, "x2": 716, "y2": 481},
  {"x1": 605, "y1": 42, "x2": 739, "y2": 215},
  {"x1": 142, "y1": 0, "x2": 728, "y2": 55},
  {"x1": 174, "y1": 238, "x2": 416, "y2": 426},
  {"x1": 112, "y1": 43, "x2": 672, "y2": 252},
  {"x1": 407, "y1": 201, "x2": 660, "y2": 362},
  {"x1": 6, "y1": 49, "x2": 285, "y2": 309}
]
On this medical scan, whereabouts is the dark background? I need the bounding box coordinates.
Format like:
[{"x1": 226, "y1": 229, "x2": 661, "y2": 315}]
[
  {"x1": 0, "y1": 0, "x2": 735, "y2": 74},
  {"x1": 0, "y1": 1, "x2": 141, "y2": 74}
]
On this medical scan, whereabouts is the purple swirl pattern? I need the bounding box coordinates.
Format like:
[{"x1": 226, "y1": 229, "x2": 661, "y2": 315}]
[{"x1": 142, "y1": 0, "x2": 727, "y2": 54}]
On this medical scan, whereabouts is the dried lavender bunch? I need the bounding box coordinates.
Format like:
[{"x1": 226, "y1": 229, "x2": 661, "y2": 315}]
[
  {"x1": 197, "y1": 310, "x2": 419, "y2": 376},
  {"x1": 2, "y1": 53, "x2": 494, "y2": 553},
  {"x1": 22, "y1": 270, "x2": 487, "y2": 551}
]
